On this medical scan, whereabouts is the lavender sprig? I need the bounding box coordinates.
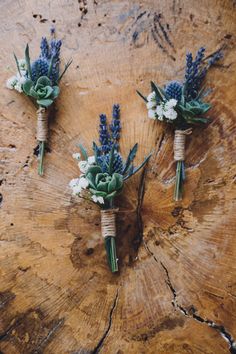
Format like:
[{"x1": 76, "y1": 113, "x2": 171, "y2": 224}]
[
  {"x1": 110, "y1": 104, "x2": 121, "y2": 150},
  {"x1": 99, "y1": 114, "x2": 111, "y2": 153}
]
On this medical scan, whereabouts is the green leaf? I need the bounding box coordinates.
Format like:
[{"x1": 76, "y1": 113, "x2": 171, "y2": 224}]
[
  {"x1": 124, "y1": 153, "x2": 152, "y2": 180},
  {"x1": 122, "y1": 143, "x2": 138, "y2": 175},
  {"x1": 77, "y1": 144, "x2": 88, "y2": 160},
  {"x1": 25, "y1": 44, "x2": 32, "y2": 80},
  {"x1": 151, "y1": 81, "x2": 166, "y2": 101},
  {"x1": 108, "y1": 145, "x2": 115, "y2": 175},
  {"x1": 51, "y1": 86, "x2": 60, "y2": 98},
  {"x1": 86, "y1": 173, "x2": 96, "y2": 189},
  {"x1": 187, "y1": 117, "x2": 209, "y2": 124},
  {"x1": 47, "y1": 56, "x2": 55, "y2": 78},
  {"x1": 89, "y1": 189, "x2": 107, "y2": 197},
  {"x1": 29, "y1": 87, "x2": 39, "y2": 99},
  {"x1": 97, "y1": 181, "x2": 108, "y2": 192},
  {"x1": 13, "y1": 53, "x2": 21, "y2": 77},
  {"x1": 58, "y1": 58, "x2": 73, "y2": 82},
  {"x1": 114, "y1": 173, "x2": 123, "y2": 190},
  {"x1": 37, "y1": 98, "x2": 53, "y2": 107},
  {"x1": 37, "y1": 76, "x2": 51, "y2": 87},
  {"x1": 136, "y1": 90, "x2": 148, "y2": 102},
  {"x1": 86, "y1": 165, "x2": 102, "y2": 175},
  {"x1": 92, "y1": 142, "x2": 99, "y2": 164},
  {"x1": 105, "y1": 191, "x2": 117, "y2": 200},
  {"x1": 44, "y1": 86, "x2": 54, "y2": 98},
  {"x1": 23, "y1": 80, "x2": 34, "y2": 95},
  {"x1": 95, "y1": 173, "x2": 105, "y2": 185},
  {"x1": 108, "y1": 174, "x2": 117, "y2": 193}
]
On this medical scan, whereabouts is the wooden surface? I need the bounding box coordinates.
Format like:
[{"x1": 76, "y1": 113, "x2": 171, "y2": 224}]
[{"x1": 1, "y1": 0, "x2": 236, "y2": 353}]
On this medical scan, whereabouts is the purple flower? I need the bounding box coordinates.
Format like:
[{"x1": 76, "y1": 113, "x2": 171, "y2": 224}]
[
  {"x1": 99, "y1": 114, "x2": 111, "y2": 153},
  {"x1": 184, "y1": 47, "x2": 223, "y2": 101},
  {"x1": 110, "y1": 104, "x2": 121, "y2": 148}
]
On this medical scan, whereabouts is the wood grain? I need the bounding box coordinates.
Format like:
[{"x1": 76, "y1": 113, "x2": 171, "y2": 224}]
[{"x1": 0, "y1": 0, "x2": 236, "y2": 353}]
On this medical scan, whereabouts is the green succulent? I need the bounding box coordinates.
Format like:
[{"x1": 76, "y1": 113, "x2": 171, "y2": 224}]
[
  {"x1": 86, "y1": 166, "x2": 123, "y2": 200},
  {"x1": 23, "y1": 76, "x2": 60, "y2": 107},
  {"x1": 178, "y1": 99, "x2": 211, "y2": 124}
]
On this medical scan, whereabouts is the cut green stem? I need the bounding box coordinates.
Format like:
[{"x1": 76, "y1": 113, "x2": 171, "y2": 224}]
[
  {"x1": 38, "y1": 141, "x2": 45, "y2": 176},
  {"x1": 104, "y1": 236, "x2": 118, "y2": 273},
  {"x1": 174, "y1": 160, "x2": 185, "y2": 201}
]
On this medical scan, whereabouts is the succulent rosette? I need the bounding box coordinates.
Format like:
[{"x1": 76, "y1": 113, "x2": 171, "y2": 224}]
[
  {"x1": 23, "y1": 76, "x2": 60, "y2": 107},
  {"x1": 6, "y1": 28, "x2": 72, "y2": 175},
  {"x1": 137, "y1": 47, "x2": 223, "y2": 201},
  {"x1": 69, "y1": 104, "x2": 151, "y2": 272}
]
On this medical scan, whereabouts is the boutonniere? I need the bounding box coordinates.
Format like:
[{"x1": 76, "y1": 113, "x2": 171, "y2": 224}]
[
  {"x1": 138, "y1": 47, "x2": 222, "y2": 201},
  {"x1": 69, "y1": 104, "x2": 151, "y2": 272},
  {"x1": 6, "y1": 28, "x2": 72, "y2": 175}
]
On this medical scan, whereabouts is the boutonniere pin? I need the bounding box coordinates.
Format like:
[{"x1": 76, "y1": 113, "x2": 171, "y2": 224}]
[
  {"x1": 69, "y1": 104, "x2": 151, "y2": 272},
  {"x1": 137, "y1": 47, "x2": 222, "y2": 201},
  {"x1": 6, "y1": 28, "x2": 72, "y2": 175}
]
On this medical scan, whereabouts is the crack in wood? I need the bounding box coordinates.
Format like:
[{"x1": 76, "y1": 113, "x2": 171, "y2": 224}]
[
  {"x1": 144, "y1": 241, "x2": 236, "y2": 353},
  {"x1": 33, "y1": 318, "x2": 65, "y2": 353},
  {"x1": 92, "y1": 288, "x2": 119, "y2": 353}
]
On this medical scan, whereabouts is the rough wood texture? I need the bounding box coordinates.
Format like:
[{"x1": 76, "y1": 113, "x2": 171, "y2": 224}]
[{"x1": 1, "y1": 1, "x2": 236, "y2": 353}]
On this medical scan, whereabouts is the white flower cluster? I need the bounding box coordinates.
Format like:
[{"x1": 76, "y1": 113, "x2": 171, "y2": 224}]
[
  {"x1": 146, "y1": 91, "x2": 178, "y2": 121},
  {"x1": 69, "y1": 153, "x2": 104, "y2": 205},
  {"x1": 6, "y1": 59, "x2": 27, "y2": 93}
]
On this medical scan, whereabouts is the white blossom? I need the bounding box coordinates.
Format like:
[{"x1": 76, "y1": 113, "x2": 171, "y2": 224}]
[
  {"x1": 14, "y1": 82, "x2": 23, "y2": 93},
  {"x1": 165, "y1": 99, "x2": 177, "y2": 110},
  {"x1": 156, "y1": 104, "x2": 164, "y2": 120},
  {"x1": 69, "y1": 176, "x2": 89, "y2": 195},
  {"x1": 78, "y1": 160, "x2": 89, "y2": 174},
  {"x1": 69, "y1": 178, "x2": 80, "y2": 188},
  {"x1": 16, "y1": 73, "x2": 27, "y2": 85},
  {"x1": 91, "y1": 195, "x2": 104, "y2": 204},
  {"x1": 148, "y1": 109, "x2": 156, "y2": 119},
  {"x1": 72, "y1": 153, "x2": 81, "y2": 160},
  {"x1": 88, "y1": 155, "x2": 95, "y2": 165},
  {"x1": 155, "y1": 100, "x2": 178, "y2": 121},
  {"x1": 164, "y1": 108, "x2": 177, "y2": 120},
  {"x1": 147, "y1": 91, "x2": 156, "y2": 102},
  {"x1": 146, "y1": 101, "x2": 156, "y2": 109},
  {"x1": 6, "y1": 76, "x2": 17, "y2": 89},
  {"x1": 72, "y1": 184, "x2": 82, "y2": 195},
  {"x1": 79, "y1": 177, "x2": 89, "y2": 189}
]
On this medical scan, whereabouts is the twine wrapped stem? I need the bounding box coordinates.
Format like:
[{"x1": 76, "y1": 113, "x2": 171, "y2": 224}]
[
  {"x1": 101, "y1": 209, "x2": 118, "y2": 273},
  {"x1": 173, "y1": 128, "x2": 192, "y2": 201},
  {"x1": 37, "y1": 107, "x2": 48, "y2": 142},
  {"x1": 174, "y1": 128, "x2": 192, "y2": 161},
  {"x1": 36, "y1": 107, "x2": 49, "y2": 176}
]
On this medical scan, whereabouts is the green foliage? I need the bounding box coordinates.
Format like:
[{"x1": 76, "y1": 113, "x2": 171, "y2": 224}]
[
  {"x1": 136, "y1": 90, "x2": 148, "y2": 102},
  {"x1": 122, "y1": 143, "x2": 151, "y2": 180},
  {"x1": 150, "y1": 81, "x2": 166, "y2": 101},
  {"x1": 178, "y1": 99, "x2": 211, "y2": 124},
  {"x1": 86, "y1": 166, "x2": 123, "y2": 200},
  {"x1": 25, "y1": 44, "x2": 32, "y2": 79},
  {"x1": 14, "y1": 53, "x2": 21, "y2": 77},
  {"x1": 137, "y1": 80, "x2": 211, "y2": 128},
  {"x1": 23, "y1": 76, "x2": 59, "y2": 107},
  {"x1": 58, "y1": 58, "x2": 73, "y2": 82},
  {"x1": 77, "y1": 143, "x2": 88, "y2": 160}
]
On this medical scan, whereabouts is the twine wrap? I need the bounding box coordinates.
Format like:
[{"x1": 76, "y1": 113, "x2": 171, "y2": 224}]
[
  {"x1": 101, "y1": 209, "x2": 118, "y2": 238},
  {"x1": 37, "y1": 107, "x2": 48, "y2": 142},
  {"x1": 174, "y1": 128, "x2": 192, "y2": 161}
]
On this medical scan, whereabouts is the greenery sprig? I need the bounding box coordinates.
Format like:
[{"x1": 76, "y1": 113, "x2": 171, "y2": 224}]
[
  {"x1": 6, "y1": 29, "x2": 72, "y2": 175},
  {"x1": 137, "y1": 47, "x2": 222, "y2": 201},
  {"x1": 69, "y1": 104, "x2": 151, "y2": 272}
]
